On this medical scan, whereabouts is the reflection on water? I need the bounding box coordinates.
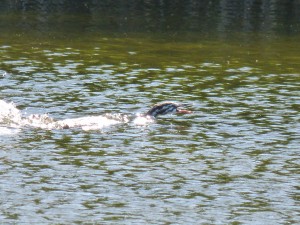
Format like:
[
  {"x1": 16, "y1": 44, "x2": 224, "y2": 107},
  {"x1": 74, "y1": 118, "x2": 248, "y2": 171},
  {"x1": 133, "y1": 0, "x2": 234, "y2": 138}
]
[
  {"x1": 1, "y1": 0, "x2": 299, "y2": 35},
  {"x1": 0, "y1": 14, "x2": 300, "y2": 225}
]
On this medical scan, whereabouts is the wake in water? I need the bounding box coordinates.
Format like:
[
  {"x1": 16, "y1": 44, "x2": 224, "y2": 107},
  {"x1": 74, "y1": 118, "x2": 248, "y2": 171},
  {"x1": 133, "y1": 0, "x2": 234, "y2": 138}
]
[
  {"x1": 0, "y1": 100, "x2": 152, "y2": 133},
  {"x1": 0, "y1": 100, "x2": 191, "y2": 134}
]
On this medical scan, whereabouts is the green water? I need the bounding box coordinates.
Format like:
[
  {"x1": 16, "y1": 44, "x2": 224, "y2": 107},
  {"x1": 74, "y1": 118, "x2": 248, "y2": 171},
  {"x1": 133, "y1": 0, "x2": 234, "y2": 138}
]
[{"x1": 0, "y1": 9, "x2": 300, "y2": 225}]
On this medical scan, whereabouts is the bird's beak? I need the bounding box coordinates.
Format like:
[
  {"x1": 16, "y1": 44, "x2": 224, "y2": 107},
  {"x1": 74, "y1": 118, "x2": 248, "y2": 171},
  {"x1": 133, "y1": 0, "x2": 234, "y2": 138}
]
[
  {"x1": 176, "y1": 108, "x2": 192, "y2": 114},
  {"x1": 176, "y1": 103, "x2": 192, "y2": 114}
]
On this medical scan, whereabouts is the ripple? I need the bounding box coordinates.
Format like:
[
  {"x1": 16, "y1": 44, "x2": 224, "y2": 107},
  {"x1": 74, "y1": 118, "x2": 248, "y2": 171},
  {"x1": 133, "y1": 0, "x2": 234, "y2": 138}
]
[{"x1": 0, "y1": 36, "x2": 299, "y2": 224}]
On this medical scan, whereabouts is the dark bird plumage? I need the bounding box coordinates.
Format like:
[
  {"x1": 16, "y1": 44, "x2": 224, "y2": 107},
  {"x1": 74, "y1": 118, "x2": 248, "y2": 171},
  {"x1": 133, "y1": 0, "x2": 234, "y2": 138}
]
[{"x1": 146, "y1": 102, "x2": 191, "y2": 118}]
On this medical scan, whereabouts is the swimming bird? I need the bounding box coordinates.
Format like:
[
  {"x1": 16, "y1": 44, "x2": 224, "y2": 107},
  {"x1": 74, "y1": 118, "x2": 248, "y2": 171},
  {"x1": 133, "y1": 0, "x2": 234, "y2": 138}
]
[
  {"x1": 25, "y1": 101, "x2": 192, "y2": 129},
  {"x1": 145, "y1": 102, "x2": 192, "y2": 118}
]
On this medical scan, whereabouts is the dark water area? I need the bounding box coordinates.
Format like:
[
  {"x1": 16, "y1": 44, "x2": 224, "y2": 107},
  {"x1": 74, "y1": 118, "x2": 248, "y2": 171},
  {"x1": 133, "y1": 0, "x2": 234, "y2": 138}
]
[
  {"x1": 1, "y1": 1, "x2": 300, "y2": 224},
  {"x1": 1, "y1": 0, "x2": 300, "y2": 36}
]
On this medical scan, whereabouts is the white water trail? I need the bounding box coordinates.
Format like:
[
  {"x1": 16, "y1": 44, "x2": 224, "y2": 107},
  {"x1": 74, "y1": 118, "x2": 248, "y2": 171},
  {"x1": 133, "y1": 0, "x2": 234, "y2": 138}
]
[{"x1": 0, "y1": 100, "x2": 152, "y2": 134}]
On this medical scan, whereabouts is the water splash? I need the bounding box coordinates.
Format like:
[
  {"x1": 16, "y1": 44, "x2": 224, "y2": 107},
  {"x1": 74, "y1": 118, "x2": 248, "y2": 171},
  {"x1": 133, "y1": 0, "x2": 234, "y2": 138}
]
[
  {"x1": 56, "y1": 114, "x2": 130, "y2": 130},
  {"x1": 133, "y1": 113, "x2": 154, "y2": 126},
  {"x1": 0, "y1": 100, "x2": 123, "y2": 131},
  {"x1": 0, "y1": 100, "x2": 22, "y2": 135},
  {"x1": 0, "y1": 100, "x2": 153, "y2": 133},
  {"x1": 0, "y1": 100, "x2": 22, "y2": 126}
]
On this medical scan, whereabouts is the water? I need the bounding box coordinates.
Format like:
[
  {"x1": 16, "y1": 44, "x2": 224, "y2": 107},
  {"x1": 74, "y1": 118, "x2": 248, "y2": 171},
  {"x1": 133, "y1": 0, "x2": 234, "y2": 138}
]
[{"x1": 1, "y1": 15, "x2": 300, "y2": 225}]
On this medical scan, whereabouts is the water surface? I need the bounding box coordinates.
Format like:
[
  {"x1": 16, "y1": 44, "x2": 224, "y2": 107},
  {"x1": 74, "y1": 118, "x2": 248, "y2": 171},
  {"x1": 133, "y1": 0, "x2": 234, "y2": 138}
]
[{"x1": 0, "y1": 18, "x2": 300, "y2": 225}]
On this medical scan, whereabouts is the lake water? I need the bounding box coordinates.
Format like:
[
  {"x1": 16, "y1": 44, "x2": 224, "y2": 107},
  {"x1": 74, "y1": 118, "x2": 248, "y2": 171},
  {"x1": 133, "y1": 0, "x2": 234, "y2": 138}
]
[{"x1": 0, "y1": 14, "x2": 300, "y2": 225}]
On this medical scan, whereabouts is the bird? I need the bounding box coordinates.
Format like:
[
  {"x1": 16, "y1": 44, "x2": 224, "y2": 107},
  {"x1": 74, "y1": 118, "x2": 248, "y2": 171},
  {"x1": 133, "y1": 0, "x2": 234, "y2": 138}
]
[
  {"x1": 16, "y1": 101, "x2": 192, "y2": 129},
  {"x1": 145, "y1": 102, "x2": 192, "y2": 118}
]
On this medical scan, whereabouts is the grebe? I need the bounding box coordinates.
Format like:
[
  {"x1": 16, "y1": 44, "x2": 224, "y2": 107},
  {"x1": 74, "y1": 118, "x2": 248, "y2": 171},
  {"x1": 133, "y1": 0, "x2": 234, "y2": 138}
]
[
  {"x1": 145, "y1": 102, "x2": 192, "y2": 118},
  {"x1": 23, "y1": 101, "x2": 192, "y2": 129}
]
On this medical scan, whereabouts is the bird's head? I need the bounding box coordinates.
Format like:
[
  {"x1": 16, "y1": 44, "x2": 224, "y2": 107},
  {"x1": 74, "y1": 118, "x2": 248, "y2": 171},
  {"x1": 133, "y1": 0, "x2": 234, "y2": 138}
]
[{"x1": 146, "y1": 102, "x2": 192, "y2": 118}]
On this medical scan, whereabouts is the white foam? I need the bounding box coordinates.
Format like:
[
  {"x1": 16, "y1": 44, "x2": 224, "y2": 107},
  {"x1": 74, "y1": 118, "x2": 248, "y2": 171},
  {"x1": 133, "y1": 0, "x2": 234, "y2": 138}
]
[
  {"x1": 133, "y1": 114, "x2": 154, "y2": 126},
  {"x1": 0, "y1": 100, "x2": 139, "y2": 131},
  {"x1": 56, "y1": 115, "x2": 124, "y2": 130},
  {"x1": 0, "y1": 100, "x2": 22, "y2": 125}
]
